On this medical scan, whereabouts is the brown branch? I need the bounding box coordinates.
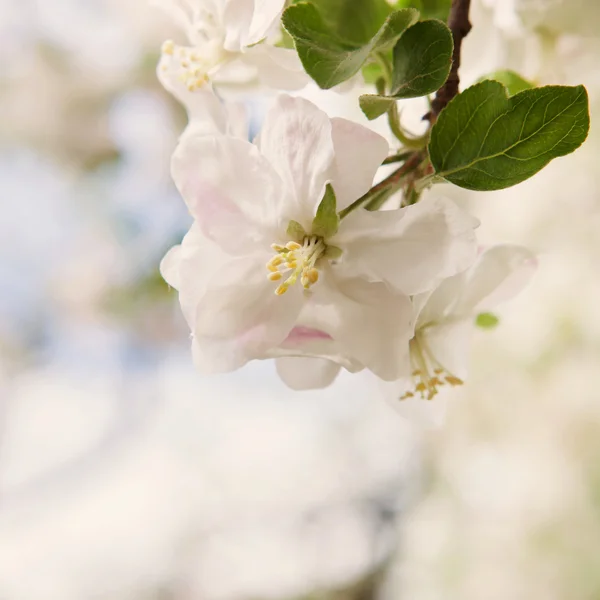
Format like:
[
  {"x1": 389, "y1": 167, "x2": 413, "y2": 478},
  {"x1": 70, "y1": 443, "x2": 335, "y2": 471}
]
[{"x1": 426, "y1": 0, "x2": 472, "y2": 121}]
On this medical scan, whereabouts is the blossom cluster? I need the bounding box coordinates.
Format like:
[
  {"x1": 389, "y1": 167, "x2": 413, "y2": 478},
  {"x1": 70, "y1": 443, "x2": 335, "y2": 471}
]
[{"x1": 155, "y1": 0, "x2": 538, "y2": 416}]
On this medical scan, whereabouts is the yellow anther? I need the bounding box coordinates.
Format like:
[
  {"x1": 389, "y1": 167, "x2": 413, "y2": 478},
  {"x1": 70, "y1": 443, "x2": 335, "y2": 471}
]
[
  {"x1": 415, "y1": 382, "x2": 427, "y2": 393},
  {"x1": 445, "y1": 375, "x2": 464, "y2": 386},
  {"x1": 286, "y1": 261, "x2": 298, "y2": 270},
  {"x1": 275, "y1": 283, "x2": 289, "y2": 295},
  {"x1": 268, "y1": 272, "x2": 283, "y2": 281},
  {"x1": 306, "y1": 268, "x2": 319, "y2": 284},
  {"x1": 271, "y1": 243, "x2": 284, "y2": 252},
  {"x1": 162, "y1": 40, "x2": 175, "y2": 55},
  {"x1": 286, "y1": 241, "x2": 301, "y2": 251},
  {"x1": 268, "y1": 256, "x2": 283, "y2": 268}
]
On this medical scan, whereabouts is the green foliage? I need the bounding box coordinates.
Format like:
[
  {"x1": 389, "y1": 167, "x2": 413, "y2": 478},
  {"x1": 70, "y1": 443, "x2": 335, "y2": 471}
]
[
  {"x1": 312, "y1": 184, "x2": 340, "y2": 238},
  {"x1": 478, "y1": 69, "x2": 535, "y2": 96},
  {"x1": 392, "y1": 0, "x2": 451, "y2": 20},
  {"x1": 359, "y1": 19, "x2": 453, "y2": 119},
  {"x1": 429, "y1": 81, "x2": 590, "y2": 191},
  {"x1": 282, "y1": 2, "x2": 418, "y2": 89},
  {"x1": 313, "y1": 0, "x2": 394, "y2": 45},
  {"x1": 475, "y1": 312, "x2": 500, "y2": 329},
  {"x1": 286, "y1": 219, "x2": 307, "y2": 241}
]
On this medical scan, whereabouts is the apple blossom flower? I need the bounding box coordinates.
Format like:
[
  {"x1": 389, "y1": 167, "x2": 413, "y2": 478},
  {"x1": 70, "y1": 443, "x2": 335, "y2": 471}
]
[
  {"x1": 161, "y1": 95, "x2": 479, "y2": 385},
  {"x1": 155, "y1": 0, "x2": 306, "y2": 109},
  {"x1": 384, "y1": 244, "x2": 537, "y2": 424}
]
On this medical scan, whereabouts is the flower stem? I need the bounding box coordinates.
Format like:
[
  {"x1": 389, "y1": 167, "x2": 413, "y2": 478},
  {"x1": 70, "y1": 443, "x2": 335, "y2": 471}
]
[{"x1": 338, "y1": 153, "x2": 424, "y2": 219}]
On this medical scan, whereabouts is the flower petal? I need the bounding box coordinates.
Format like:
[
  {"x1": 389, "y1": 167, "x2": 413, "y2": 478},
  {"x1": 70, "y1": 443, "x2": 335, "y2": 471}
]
[
  {"x1": 247, "y1": 0, "x2": 287, "y2": 45},
  {"x1": 307, "y1": 271, "x2": 414, "y2": 381},
  {"x1": 456, "y1": 244, "x2": 537, "y2": 314},
  {"x1": 241, "y1": 45, "x2": 309, "y2": 90},
  {"x1": 330, "y1": 117, "x2": 389, "y2": 211},
  {"x1": 192, "y1": 254, "x2": 304, "y2": 372},
  {"x1": 257, "y1": 95, "x2": 335, "y2": 228},
  {"x1": 160, "y1": 223, "x2": 229, "y2": 327},
  {"x1": 381, "y1": 380, "x2": 448, "y2": 428},
  {"x1": 275, "y1": 357, "x2": 342, "y2": 390},
  {"x1": 172, "y1": 134, "x2": 286, "y2": 251},
  {"x1": 222, "y1": 0, "x2": 254, "y2": 51},
  {"x1": 337, "y1": 196, "x2": 479, "y2": 295}
]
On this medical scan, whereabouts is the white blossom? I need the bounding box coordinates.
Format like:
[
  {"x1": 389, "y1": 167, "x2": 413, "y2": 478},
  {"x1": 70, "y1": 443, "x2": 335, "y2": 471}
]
[
  {"x1": 161, "y1": 95, "x2": 479, "y2": 386},
  {"x1": 155, "y1": 0, "x2": 306, "y2": 109},
  {"x1": 384, "y1": 244, "x2": 537, "y2": 425}
]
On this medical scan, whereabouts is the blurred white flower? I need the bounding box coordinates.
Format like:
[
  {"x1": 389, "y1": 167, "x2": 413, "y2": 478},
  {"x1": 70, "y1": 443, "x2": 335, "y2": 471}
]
[
  {"x1": 155, "y1": 0, "x2": 306, "y2": 109},
  {"x1": 161, "y1": 95, "x2": 479, "y2": 385},
  {"x1": 385, "y1": 244, "x2": 536, "y2": 424}
]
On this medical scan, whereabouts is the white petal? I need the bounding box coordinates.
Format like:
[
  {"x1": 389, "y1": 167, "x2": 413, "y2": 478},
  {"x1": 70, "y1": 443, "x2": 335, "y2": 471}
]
[
  {"x1": 160, "y1": 223, "x2": 229, "y2": 327},
  {"x1": 337, "y1": 196, "x2": 479, "y2": 295},
  {"x1": 413, "y1": 273, "x2": 467, "y2": 328},
  {"x1": 381, "y1": 380, "x2": 448, "y2": 428},
  {"x1": 181, "y1": 95, "x2": 248, "y2": 139},
  {"x1": 222, "y1": 0, "x2": 254, "y2": 51},
  {"x1": 157, "y1": 57, "x2": 225, "y2": 122},
  {"x1": 247, "y1": 0, "x2": 287, "y2": 45},
  {"x1": 241, "y1": 45, "x2": 309, "y2": 91},
  {"x1": 275, "y1": 357, "x2": 341, "y2": 390},
  {"x1": 192, "y1": 255, "x2": 305, "y2": 372},
  {"x1": 422, "y1": 320, "x2": 473, "y2": 380},
  {"x1": 257, "y1": 95, "x2": 335, "y2": 228},
  {"x1": 308, "y1": 271, "x2": 414, "y2": 381},
  {"x1": 456, "y1": 244, "x2": 537, "y2": 314},
  {"x1": 329, "y1": 117, "x2": 389, "y2": 211},
  {"x1": 172, "y1": 134, "x2": 286, "y2": 250}
]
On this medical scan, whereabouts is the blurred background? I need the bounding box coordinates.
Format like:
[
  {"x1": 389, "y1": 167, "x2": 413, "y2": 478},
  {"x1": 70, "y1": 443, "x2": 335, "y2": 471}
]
[{"x1": 1, "y1": 1, "x2": 600, "y2": 599}]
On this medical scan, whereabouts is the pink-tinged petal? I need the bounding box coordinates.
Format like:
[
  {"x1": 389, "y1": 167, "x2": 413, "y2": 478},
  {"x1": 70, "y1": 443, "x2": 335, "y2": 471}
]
[
  {"x1": 191, "y1": 255, "x2": 304, "y2": 372},
  {"x1": 246, "y1": 0, "x2": 287, "y2": 45},
  {"x1": 172, "y1": 134, "x2": 286, "y2": 251},
  {"x1": 160, "y1": 223, "x2": 229, "y2": 327},
  {"x1": 181, "y1": 97, "x2": 249, "y2": 140},
  {"x1": 257, "y1": 95, "x2": 335, "y2": 227},
  {"x1": 241, "y1": 45, "x2": 309, "y2": 90},
  {"x1": 307, "y1": 271, "x2": 414, "y2": 381},
  {"x1": 457, "y1": 244, "x2": 537, "y2": 314},
  {"x1": 337, "y1": 196, "x2": 479, "y2": 295},
  {"x1": 329, "y1": 117, "x2": 389, "y2": 211},
  {"x1": 276, "y1": 357, "x2": 342, "y2": 390}
]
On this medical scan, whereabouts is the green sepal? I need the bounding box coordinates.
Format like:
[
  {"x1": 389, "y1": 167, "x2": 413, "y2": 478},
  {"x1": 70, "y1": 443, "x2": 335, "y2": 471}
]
[
  {"x1": 282, "y1": 2, "x2": 418, "y2": 89},
  {"x1": 475, "y1": 312, "x2": 500, "y2": 329},
  {"x1": 359, "y1": 19, "x2": 453, "y2": 120},
  {"x1": 429, "y1": 81, "x2": 590, "y2": 191},
  {"x1": 324, "y1": 245, "x2": 343, "y2": 260},
  {"x1": 312, "y1": 184, "x2": 339, "y2": 238},
  {"x1": 286, "y1": 220, "x2": 307, "y2": 241}
]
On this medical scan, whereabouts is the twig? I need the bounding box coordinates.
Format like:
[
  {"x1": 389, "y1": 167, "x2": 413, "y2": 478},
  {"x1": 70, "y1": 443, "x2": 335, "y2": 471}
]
[
  {"x1": 426, "y1": 0, "x2": 472, "y2": 121},
  {"x1": 338, "y1": 153, "x2": 423, "y2": 219}
]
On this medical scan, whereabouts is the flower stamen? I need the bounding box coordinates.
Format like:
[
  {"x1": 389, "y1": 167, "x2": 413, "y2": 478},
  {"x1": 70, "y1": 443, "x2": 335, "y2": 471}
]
[
  {"x1": 266, "y1": 236, "x2": 326, "y2": 295},
  {"x1": 400, "y1": 333, "x2": 463, "y2": 401}
]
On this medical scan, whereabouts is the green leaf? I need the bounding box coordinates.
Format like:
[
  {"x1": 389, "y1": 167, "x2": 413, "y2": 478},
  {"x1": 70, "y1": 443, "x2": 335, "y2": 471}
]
[
  {"x1": 312, "y1": 184, "x2": 339, "y2": 238},
  {"x1": 479, "y1": 69, "x2": 535, "y2": 96},
  {"x1": 359, "y1": 19, "x2": 453, "y2": 119},
  {"x1": 282, "y1": 3, "x2": 418, "y2": 89},
  {"x1": 475, "y1": 312, "x2": 500, "y2": 329},
  {"x1": 392, "y1": 0, "x2": 451, "y2": 20},
  {"x1": 286, "y1": 220, "x2": 306, "y2": 241},
  {"x1": 314, "y1": 0, "x2": 394, "y2": 45},
  {"x1": 429, "y1": 81, "x2": 590, "y2": 191}
]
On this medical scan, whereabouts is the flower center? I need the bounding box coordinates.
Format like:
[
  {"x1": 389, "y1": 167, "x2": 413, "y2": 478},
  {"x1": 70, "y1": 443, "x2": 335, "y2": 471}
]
[
  {"x1": 400, "y1": 333, "x2": 463, "y2": 401},
  {"x1": 266, "y1": 237, "x2": 326, "y2": 295},
  {"x1": 161, "y1": 39, "x2": 226, "y2": 91}
]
